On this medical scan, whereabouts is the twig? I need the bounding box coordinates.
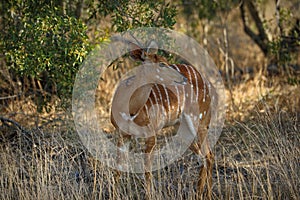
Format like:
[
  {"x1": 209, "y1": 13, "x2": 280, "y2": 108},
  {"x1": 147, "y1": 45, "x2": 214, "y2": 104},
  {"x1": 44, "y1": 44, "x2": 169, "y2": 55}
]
[
  {"x1": 0, "y1": 94, "x2": 18, "y2": 100},
  {"x1": 0, "y1": 116, "x2": 28, "y2": 133},
  {"x1": 240, "y1": 0, "x2": 269, "y2": 55}
]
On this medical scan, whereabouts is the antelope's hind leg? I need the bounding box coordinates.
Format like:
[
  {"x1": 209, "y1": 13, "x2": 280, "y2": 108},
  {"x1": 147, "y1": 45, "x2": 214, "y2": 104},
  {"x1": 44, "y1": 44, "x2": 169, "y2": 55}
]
[
  {"x1": 189, "y1": 141, "x2": 214, "y2": 200},
  {"x1": 145, "y1": 136, "x2": 156, "y2": 198},
  {"x1": 205, "y1": 151, "x2": 214, "y2": 199}
]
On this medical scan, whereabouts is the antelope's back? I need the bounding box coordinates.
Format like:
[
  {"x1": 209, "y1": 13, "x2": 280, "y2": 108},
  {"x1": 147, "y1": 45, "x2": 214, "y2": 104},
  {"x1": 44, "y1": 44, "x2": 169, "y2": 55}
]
[{"x1": 135, "y1": 63, "x2": 213, "y2": 129}]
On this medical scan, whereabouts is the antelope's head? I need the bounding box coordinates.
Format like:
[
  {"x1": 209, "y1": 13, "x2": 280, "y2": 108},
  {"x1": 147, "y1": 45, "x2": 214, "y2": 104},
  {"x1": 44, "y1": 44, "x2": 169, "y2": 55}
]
[{"x1": 111, "y1": 35, "x2": 187, "y2": 85}]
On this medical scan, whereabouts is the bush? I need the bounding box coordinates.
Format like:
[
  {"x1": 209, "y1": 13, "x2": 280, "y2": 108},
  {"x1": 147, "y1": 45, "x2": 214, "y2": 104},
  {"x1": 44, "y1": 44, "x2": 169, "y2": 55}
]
[{"x1": 2, "y1": 3, "x2": 90, "y2": 110}]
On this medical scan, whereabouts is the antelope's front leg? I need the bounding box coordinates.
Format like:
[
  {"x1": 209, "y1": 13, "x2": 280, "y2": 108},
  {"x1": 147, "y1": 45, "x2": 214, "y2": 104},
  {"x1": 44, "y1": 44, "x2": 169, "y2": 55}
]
[
  {"x1": 196, "y1": 151, "x2": 213, "y2": 200},
  {"x1": 189, "y1": 140, "x2": 213, "y2": 200},
  {"x1": 205, "y1": 151, "x2": 214, "y2": 199},
  {"x1": 189, "y1": 142, "x2": 206, "y2": 197},
  {"x1": 115, "y1": 133, "x2": 131, "y2": 182},
  {"x1": 145, "y1": 135, "x2": 156, "y2": 198}
]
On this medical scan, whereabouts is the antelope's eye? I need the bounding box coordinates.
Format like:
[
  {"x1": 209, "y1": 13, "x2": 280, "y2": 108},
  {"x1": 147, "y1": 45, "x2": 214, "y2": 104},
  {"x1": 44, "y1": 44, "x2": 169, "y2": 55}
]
[{"x1": 159, "y1": 62, "x2": 168, "y2": 67}]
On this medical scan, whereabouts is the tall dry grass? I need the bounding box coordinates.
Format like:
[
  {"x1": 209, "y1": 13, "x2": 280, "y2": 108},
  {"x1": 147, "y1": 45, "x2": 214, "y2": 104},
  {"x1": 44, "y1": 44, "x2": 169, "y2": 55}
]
[{"x1": 1, "y1": 73, "x2": 299, "y2": 200}]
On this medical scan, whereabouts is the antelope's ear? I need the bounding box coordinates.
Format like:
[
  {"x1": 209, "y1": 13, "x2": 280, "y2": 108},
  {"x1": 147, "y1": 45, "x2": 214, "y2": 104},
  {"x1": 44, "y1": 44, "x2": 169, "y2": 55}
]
[
  {"x1": 111, "y1": 35, "x2": 144, "y2": 61},
  {"x1": 129, "y1": 42, "x2": 144, "y2": 61},
  {"x1": 146, "y1": 40, "x2": 158, "y2": 55}
]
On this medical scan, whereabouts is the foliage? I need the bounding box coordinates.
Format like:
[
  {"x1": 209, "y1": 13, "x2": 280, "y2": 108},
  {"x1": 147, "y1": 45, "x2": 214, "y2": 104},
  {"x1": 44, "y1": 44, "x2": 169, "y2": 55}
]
[
  {"x1": 93, "y1": 0, "x2": 177, "y2": 32},
  {"x1": 0, "y1": 0, "x2": 178, "y2": 111},
  {"x1": 240, "y1": 0, "x2": 299, "y2": 69},
  {"x1": 1, "y1": 1, "x2": 90, "y2": 110},
  {"x1": 267, "y1": 8, "x2": 300, "y2": 67},
  {"x1": 181, "y1": 0, "x2": 239, "y2": 21}
]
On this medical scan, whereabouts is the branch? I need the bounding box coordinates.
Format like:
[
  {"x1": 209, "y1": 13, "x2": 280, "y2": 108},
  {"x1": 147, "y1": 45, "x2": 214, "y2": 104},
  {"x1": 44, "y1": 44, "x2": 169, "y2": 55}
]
[
  {"x1": 245, "y1": 0, "x2": 268, "y2": 41},
  {"x1": 240, "y1": 0, "x2": 269, "y2": 56},
  {"x1": 0, "y1": 116, "x2": 28, "y2": 133},
  {"x1": 0, "y1": 94, "x2": 18, "y2": 100},
  {"x1": 275, "y1": 0, "x2": 284, "y2": 37}
]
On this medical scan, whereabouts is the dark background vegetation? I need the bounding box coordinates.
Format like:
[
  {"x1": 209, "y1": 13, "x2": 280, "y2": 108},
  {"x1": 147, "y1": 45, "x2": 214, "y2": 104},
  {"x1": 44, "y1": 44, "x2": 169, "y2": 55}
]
[{"x1": 0, "y1": 0, "x2": 299, "y2": 199}]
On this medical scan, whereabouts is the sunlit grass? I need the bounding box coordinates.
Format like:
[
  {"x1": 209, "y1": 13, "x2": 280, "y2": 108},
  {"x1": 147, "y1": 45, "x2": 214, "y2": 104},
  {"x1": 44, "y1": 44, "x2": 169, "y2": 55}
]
[
  {"x1": 1, "y1": 73, "x2": 299, "y2": 200},
  {"x1": 1, "y1": 108, "x2": 299, "y2": 199}
]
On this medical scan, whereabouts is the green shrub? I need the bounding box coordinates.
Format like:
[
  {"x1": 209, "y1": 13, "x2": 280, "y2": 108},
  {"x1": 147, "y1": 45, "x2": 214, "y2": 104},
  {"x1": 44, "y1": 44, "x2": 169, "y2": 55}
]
[{"x1": 2, "y1": 3, "x2": 90, "y2": 110}]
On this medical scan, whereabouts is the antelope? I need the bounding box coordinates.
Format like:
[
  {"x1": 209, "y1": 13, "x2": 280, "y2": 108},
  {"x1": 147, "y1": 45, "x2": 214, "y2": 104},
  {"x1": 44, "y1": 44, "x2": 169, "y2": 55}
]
[{"x1": 110, "y1": 36, "x2": 215, "y2": 199}]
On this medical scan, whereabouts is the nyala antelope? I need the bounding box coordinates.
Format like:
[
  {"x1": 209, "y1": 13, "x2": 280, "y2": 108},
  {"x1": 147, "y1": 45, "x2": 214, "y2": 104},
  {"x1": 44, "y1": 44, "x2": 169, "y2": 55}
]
[{"x1": 110, "y1": 35, "x2": 216, "y2": 199}]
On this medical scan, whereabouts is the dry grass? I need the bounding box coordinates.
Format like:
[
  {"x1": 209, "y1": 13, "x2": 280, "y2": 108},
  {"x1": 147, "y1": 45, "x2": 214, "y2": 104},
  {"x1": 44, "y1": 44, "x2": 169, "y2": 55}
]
[{"x1": 1, "y1": 70, "x2": 299, "y2": 199}]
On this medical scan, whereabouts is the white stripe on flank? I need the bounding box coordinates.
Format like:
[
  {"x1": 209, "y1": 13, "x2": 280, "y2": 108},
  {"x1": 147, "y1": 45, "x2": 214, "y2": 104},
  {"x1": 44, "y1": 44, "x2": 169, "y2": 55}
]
[
  {"x1": 183, "y1": 64, "x2": 193, "y2": 102},
  {"x1": 174, "y1": 85, "x2": 180, "y2": 118},
  {"x1": 154, "y1": 84, "x2": 165, "y2": 121},
  {"x1": 189, "y1": 65, "x2": 199, "y2": 102},
  {"x1": 172, "y1": 64, "x2": 180, "y2": 72},
  {"x1": 181, "y1": 84, "x2": 186, "y2": 114},
  {"x1": 154, "y1": 84, "x2": 163, "y2": 106},
  {"x1": 162, "y1": 84, "x2": 171, "y2": 122},
  {"x1": 151, "y1": 86, "x2": 160, "y2": 128},
  {"x1": 151, "y1": 86, "x2": 159, "y2": 108},
  {"x1": 172, "y1": 64, "x2": 182, "y2": 118},
  {"x1": 197, "y1": 67, "x2": 206, "y2": 103}
]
